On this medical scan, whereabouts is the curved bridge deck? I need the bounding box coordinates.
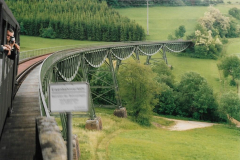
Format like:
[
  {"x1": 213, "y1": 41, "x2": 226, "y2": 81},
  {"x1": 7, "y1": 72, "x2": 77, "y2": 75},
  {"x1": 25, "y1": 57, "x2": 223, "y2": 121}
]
[{"x1": 0, "y1": 58, "x2": 46, "y2": 160}]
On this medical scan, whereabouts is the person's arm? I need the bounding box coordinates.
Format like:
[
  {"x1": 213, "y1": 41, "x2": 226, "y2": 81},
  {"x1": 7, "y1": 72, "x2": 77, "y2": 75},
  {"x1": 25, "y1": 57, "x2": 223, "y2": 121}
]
[
  {"x1": 14, "y1": 43, "x2": 20, "y2": 51},
  {"x1": 1, "y1": 45, "x2": 11, "y2": 55}
]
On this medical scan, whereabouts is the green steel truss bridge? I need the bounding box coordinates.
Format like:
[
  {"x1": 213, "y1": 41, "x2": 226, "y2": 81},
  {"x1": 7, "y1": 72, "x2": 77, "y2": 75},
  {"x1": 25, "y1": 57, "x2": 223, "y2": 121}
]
[{"x1": 39, "y1": 40, "x2": 192, "y2": 138}]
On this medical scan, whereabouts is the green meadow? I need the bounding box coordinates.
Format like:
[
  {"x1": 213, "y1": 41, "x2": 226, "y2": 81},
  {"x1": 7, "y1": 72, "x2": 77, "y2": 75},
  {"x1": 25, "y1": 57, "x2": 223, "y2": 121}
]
[
  {"x1": 117, "y1": 6, "x2": 207, "y2": 41},
  {"x1": 56, "y1": 108, "x2": 240, "y2": 160},
  {"x1": 108, "y1": 126, "x2": 240, "y2": 160},
  {"x1": 21, "y1": 3, "x2": 240, "y2": 160},
  {"x1": 20, "y1": 35, "x2": 112, "y2": 51}
]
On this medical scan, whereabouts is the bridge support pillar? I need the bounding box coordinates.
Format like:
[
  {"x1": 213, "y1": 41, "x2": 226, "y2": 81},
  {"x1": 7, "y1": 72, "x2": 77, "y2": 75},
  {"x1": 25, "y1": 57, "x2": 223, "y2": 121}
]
[
  {"x1": 85, "y1": 117, "x2": 102, "y2": 130},
  {"x1": 114, "y1": 107, "x2": 127, "y2": 118}
]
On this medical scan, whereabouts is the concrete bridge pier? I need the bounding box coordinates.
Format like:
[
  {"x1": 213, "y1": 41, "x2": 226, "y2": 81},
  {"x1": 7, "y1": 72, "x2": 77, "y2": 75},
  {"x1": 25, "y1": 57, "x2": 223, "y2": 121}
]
[
  {"x1": 114, "y1": 107, "x2": 127, "y2": 118},
  {"x1": 85, "y1": 117, "x2": 102, "y2": 130}
]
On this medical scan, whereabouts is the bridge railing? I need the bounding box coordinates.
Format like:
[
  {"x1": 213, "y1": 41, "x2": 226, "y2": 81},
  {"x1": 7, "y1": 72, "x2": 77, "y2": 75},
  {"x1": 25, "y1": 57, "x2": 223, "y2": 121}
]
[{"x1": 19, "y1": 43, "x2": 119, "y2": 61}]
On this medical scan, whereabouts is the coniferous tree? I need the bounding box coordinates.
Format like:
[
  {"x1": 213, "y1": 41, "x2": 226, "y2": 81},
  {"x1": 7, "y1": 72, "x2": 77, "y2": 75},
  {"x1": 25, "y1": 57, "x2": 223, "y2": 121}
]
[{"x1": 5, "y1": 0, "x2": 145, "y2": 41}]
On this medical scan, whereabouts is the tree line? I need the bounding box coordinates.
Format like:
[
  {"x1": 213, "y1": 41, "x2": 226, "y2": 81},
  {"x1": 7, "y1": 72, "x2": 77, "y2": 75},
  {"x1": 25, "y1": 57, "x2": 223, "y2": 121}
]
[
  {"x1": 102, "y1": 0, "x2": 224, "y2": 7},
  {"x1": 6, "y1": 0, "x2": 145, "y2": 41}
]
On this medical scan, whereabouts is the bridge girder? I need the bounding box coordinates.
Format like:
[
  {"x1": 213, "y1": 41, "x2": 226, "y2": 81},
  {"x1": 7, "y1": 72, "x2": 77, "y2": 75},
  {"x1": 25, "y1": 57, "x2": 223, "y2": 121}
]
[{"x1": 39, "y1": 41, "x2": 192, "y2": 136}]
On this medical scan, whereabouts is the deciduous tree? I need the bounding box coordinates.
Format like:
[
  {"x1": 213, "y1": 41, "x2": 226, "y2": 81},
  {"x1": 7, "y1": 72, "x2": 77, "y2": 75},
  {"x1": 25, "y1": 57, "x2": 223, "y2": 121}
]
[
  {"x1": 118, "y1": 59, "x2": 159, "y2": 126},
  {"x1": 218, "y1": 56, "x2": 240, "y2": 86},
  {"x1": 219, "y1": 91, "x2": 240, "y2": 121}
]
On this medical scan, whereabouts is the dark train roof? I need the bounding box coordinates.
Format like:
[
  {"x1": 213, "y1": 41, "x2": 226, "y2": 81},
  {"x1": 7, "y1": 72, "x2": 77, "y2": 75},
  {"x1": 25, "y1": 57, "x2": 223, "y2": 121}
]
[{"x1": 0, "y1": 0, "x2": 19, "y2": 28}]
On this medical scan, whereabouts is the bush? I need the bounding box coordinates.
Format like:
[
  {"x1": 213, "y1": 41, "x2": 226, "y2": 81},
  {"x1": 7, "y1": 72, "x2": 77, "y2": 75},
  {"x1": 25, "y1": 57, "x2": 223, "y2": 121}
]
[
  {"x1": 151, "y1": 61, "x2": 175, "y2": 88},
  {"x1": 154, "y1": 84, "x2": 176, "y2": 115},
  {"x1": 175, "y1": 72, "x2": 218, "y2": 121},
  {"x1": 230, "y1": 79, "x2": 237, "y2": 86},
  {"x1": 229, "y1": 8, "x2": 240, "y2": 20},
  {"x1": 221, "y1": 38, "x2": 228, "y2": 44},
  {"x1": 40, "y1": 26, "x2": 56, "y2": 39},
  {"x1": 219, "y1": 91, "x2": 240, "y2": 121}
]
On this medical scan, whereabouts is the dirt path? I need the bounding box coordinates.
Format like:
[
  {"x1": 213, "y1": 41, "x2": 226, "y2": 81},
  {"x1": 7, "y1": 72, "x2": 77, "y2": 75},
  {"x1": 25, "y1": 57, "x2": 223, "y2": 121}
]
[{"x1": 160, "y1": 117, "x2": 216, "y2": 131}]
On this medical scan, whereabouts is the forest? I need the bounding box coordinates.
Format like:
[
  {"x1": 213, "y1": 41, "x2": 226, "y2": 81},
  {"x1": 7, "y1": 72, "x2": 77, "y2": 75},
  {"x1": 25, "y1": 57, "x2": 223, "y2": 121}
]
[
  {"x1": 5, "y1": 0, "x2": 145, "y2": 41},
  {"x1": 103, "y1": 0, "x2": 224, "y2": 7}
]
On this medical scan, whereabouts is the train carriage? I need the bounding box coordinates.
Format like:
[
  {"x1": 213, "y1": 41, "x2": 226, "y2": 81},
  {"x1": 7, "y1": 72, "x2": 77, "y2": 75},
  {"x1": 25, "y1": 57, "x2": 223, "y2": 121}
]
[{"x1": 0, "y1": 0, "x2": 20, "y2": 137}]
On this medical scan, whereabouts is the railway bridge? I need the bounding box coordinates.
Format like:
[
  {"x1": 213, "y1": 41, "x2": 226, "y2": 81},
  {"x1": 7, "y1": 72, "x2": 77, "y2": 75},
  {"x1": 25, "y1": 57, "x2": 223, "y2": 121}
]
[{"x1": 0, "y1": 40, "x2": 192, "y2": 159}]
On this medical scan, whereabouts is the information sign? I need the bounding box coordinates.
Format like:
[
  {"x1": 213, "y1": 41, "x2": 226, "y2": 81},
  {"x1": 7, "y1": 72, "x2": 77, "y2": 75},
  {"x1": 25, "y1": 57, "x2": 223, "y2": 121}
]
[{"x1": 49, "y1": 82, "x2": 89, "y2": 112}]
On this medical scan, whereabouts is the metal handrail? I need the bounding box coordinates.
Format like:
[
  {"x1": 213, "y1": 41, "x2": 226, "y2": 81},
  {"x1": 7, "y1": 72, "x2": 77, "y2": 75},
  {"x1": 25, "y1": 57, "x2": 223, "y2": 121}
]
[{"x1": 19, "y1": 43, "x2": 120, "y2": 61}]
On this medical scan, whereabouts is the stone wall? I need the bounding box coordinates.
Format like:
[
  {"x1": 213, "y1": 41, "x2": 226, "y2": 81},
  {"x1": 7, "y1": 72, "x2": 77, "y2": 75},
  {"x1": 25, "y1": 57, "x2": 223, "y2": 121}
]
[{"x1": 36, "y1": 117, "x2": 67, "y2": 160}]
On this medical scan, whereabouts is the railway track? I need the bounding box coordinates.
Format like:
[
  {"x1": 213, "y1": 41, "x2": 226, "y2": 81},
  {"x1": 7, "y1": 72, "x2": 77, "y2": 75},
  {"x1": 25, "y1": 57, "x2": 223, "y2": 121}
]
[
  {"x1": 14, "y1": 47, "x2": 85, "y2": 97},
  {"x1": 13, "y1": 53, "x2": 52, "y2": 98}
]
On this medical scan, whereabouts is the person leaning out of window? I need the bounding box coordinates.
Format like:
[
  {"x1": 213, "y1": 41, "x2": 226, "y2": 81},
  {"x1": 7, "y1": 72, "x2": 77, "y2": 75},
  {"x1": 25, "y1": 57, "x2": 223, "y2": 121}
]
[{"x1": 6, "y1": 28, "x2": 20, "y2": 60}]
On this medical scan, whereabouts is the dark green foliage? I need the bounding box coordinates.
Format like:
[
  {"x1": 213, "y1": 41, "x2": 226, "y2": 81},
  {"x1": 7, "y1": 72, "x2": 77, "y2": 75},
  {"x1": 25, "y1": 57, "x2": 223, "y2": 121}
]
[
  {"x1": 102, "y1": 0, "x2": 119, "y2": 7},
  {"x1": 229, "y1": 7, "x2": 240, "y2": 20},
  {"x1": 191, "y1": 44, "x2": 220, "y2": 59},
  {"x1": 152, "y1": 62, "x2": 220, "y2": 121},
  {"x1": 230, "y1": 79, "x2": 237, "y2": 86},
  {"x1": 168, "y1": 25, "x2": 186, "y2": 40},
  {"x1": 152, "y1": 61, "x2": 176, "y2": 116},
  {"x1": 175, "y1": 72, "x2": 218, "y2": 121},
  {"x1": 154, "y1": 83, "x2": 176, "y2": 115},
  {"x1": 219, "y1": 92, "x2": 240, "y2": 121},
  {"x1": 194, "y1": 45, "x2": 208, "y2": 57},
  {"x1": 40, "y1": 26, "x2": 56, "y2": 39},
  {"x1": 5, "y1": 0, "x2": 145, "y2": 42},
  {"x1": 20, "y1": 22, "x2": 27, "y2": 35},
  {"x1": 226, "y1": 21, "x2": 240, "y2": 38},
  {"x1": 221, "y1": 37, "x2": 228, "y2": 44},
  {"x1": 107, "y1": 0, "x2": 223, "y2": 7},
  {"x1": 218, "y1": 56, "x2": 240, "y2": 84},
  {"x1": 175, "y1": 25, "x2": 186, "y2": 38},
  {"x1": 151, "y1": 61, "x2": 175, "y2": 88}
]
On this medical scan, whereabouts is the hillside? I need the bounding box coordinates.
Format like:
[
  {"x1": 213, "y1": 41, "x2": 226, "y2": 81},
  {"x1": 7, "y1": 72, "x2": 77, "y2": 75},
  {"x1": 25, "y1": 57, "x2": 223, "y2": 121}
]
[{"x1": 5, "y1": 0, "x2": 145, "y2": 41}]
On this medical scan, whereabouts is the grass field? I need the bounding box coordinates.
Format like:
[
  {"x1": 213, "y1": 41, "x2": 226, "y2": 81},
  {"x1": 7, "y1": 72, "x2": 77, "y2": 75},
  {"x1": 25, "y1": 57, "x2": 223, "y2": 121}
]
[
  {"x1": 225, "y1": 38, "x2": 240, "y2": 56},
  {"x1": 117, "y1": 6, "x2": 208, "y2": 41},
  {"x1": 116, "y1": 4, "x2": 240, "y2": 41},
  {"x1": 20, "y1": 35, "x2": 112, "y2": 51},
  {"x1": 109, "y1": 126, "x2": 240, "y2": 160},
  {"x1": 60, "y1": 108, "x2": 240, "y2": 160}
]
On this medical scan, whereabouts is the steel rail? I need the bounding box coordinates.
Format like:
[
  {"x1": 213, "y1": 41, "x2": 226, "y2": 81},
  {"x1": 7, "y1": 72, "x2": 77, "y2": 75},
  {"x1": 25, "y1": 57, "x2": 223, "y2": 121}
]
[{"x1": 13, "y1": 54, "x2": 53, "y2": 98}]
